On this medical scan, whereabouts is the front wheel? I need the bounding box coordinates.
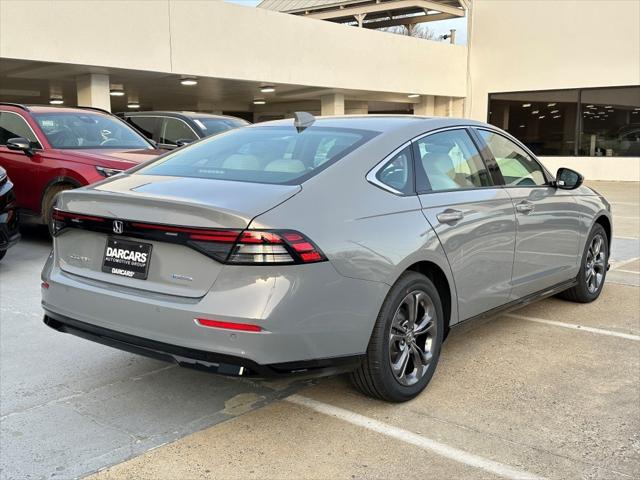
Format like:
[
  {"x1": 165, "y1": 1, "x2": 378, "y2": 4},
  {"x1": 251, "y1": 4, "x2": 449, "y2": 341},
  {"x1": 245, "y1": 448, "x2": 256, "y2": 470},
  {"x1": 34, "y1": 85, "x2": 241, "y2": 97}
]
[
  {"x1": 558, "y1": 223, "x2": 609, "y2": 303},
  {"x1": 350, "y1": 271, "x2": 444, "y2": 402}
]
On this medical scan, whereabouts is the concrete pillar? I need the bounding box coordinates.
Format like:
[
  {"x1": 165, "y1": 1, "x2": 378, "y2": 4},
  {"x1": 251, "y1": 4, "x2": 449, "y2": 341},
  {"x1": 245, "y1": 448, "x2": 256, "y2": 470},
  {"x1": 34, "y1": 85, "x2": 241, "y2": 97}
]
[
  {"x1": 451, "y1": 97, "x2": 465, "y2": 117},
  {"x1": 345, "y1": 101, "x2": 368, "y2": 115},
  {"x1": 320, "y1": 93, "x2": 345, "y2": 116},
  {"x1": 413, "y1": 95, "x2": 435, "y2": 116},
  {"x1": 434, "y1": 96, "x2": 451, "y2": 116},
  {"x1": 76, "y1": 74, "x2": 111, "y2": 111}
]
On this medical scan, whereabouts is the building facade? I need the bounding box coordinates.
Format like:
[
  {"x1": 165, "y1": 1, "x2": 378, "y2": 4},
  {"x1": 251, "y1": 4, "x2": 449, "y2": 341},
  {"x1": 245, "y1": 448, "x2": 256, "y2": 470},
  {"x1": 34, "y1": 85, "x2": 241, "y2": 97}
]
[{"x1": 0, "y1": 0, "x2": 638, "y2": 180}]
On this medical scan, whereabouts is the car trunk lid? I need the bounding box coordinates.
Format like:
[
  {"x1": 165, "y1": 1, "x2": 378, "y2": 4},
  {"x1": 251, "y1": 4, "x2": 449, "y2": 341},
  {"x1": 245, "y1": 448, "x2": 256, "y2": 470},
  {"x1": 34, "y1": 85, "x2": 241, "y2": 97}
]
[{"x1": 54, "y1": 174, "x2": 301, "y2": 297}]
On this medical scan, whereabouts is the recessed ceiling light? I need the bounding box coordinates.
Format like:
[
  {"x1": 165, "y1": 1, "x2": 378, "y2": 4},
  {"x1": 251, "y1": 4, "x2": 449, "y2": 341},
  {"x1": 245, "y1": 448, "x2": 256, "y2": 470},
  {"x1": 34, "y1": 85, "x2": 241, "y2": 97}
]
[
  {"x1": 260, "y1": 86, "x2": 275, "y2": 93},
  {"x1": 408, "y1": 94, "x2": 420, "y2": 98},
  {"x1": 127, "y1": 103, "x2": 140, "y2": 109},
  {"x1": 553, "y1": 115, "x2": 561, "y2": 119},
  {"x1": 550, "y1": 110, "x2": 559, "y2": 114},
  {"x1": 607, "y1": 109, "x2": 614, "y2": 112},
  {"x1": 538, "y1": 115, "x2": 545, "y2": 119},
  {"x1": 531, "y1": 110, "x2": 539, "y2": 114},
  {"x1": 109, "y1": 89, "x2": 125, "y2": 97},
  {"x1": 604, "y1": 106, "x2": 612, "y2": 108},
  {"x1": 49, "y1": 97, "x2": 64, "y2": 105},
  {"x1": 253, "y1": 99, "x2": 266, "y2": 105},
  {"x1": 522, "y1": 103, "x2": 531, "y2": 108},
  {"x1": 586, "y1": 105, "x2": 595, "y2": 108},
  {"x1": 635, "y1": 107, "x2": 640, "y2": 111},
  {"x1": 519, "y1": 124, "x2": 525, "y2": 128},
  {"x1": 547, "y1": 103, "x2": 556, "y2": 107},
  {"x1": 180, "y1": 77, "x2": 198, "y2": 86},
  {"x1": 598, "y1": 111, "x2": 605, "y2": 114}
]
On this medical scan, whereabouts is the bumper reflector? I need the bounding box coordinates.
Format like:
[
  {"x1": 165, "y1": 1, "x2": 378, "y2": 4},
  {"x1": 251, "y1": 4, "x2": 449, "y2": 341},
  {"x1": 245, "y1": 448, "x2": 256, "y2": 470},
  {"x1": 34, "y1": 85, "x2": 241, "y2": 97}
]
[{"x1": 195, "y1": 318, "x2": 262, "y2": 332}]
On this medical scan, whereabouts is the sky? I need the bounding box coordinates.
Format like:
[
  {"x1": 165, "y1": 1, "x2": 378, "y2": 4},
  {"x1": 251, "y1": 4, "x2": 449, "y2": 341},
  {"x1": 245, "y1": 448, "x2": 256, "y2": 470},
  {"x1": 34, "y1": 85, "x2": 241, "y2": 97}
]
[{"x1": 225, "y1": 0, "x2": 468, "y2": 44}]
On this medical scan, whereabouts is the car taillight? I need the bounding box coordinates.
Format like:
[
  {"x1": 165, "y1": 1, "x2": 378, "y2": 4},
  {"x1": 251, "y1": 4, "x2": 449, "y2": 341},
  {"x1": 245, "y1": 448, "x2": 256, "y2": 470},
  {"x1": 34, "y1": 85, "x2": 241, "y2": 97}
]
[{"x1": 191, "y1": 229, "x2": 326, "y2": 265}]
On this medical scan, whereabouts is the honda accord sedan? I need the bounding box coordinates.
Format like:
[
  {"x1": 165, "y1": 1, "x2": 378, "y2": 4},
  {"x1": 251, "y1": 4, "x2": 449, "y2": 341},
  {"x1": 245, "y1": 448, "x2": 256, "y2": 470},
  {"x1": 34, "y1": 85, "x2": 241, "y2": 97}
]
[{"x1": 41, "y1": 114, "x2": 611, "y2": 402}]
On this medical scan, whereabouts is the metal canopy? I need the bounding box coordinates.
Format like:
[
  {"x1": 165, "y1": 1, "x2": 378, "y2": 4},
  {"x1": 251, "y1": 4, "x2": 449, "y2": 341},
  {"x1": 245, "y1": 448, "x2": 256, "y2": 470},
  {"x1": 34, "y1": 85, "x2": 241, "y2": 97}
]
[{"x1": 258, "y1": 0, "x2": 465, "y2": 28}]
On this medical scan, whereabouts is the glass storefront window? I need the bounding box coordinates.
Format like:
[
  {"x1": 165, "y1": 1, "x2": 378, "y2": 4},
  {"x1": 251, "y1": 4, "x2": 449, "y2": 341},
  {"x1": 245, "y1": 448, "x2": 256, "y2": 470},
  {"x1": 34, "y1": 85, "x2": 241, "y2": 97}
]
[
  {"x1": 488, "y1": 86, "x2": 640, "y2": 157},
  {"x1": 580, "y1": 87, "x2": 640, "y2": 157}
]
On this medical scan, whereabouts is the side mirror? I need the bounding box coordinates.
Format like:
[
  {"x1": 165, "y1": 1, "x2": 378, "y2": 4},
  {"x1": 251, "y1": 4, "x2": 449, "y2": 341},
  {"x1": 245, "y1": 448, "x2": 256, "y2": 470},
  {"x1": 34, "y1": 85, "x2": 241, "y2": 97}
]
[
  {"x1": 176, "y1": 139, "x2": 193, "y2": 148},
  {"x1": 6, "y1": 137, "x2": 34, "y2": 157},
  {"x1": 555, "y1": 167, "x2": 584, "y2": 190}
]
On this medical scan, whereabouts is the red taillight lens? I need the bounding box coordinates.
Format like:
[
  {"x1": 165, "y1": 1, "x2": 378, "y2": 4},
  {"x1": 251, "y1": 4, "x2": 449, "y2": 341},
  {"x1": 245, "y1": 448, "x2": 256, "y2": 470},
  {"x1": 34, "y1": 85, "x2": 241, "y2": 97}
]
[
  {"x1": 52, "y1": 209, "x2": 105, "y2": 223},
  {"x1": 226, "y1": 230, "x2": 326, "y2": 265},
  {"x1": 195, "y1": 318, "x2": 262, "y2": 332}
]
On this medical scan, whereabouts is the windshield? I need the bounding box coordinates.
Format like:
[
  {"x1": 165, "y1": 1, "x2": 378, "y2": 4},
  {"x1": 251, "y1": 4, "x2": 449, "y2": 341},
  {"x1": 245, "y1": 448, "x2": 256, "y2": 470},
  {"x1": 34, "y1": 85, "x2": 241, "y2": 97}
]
[
  {"x1": 138, "y1": 125, "x2": 377, "y2": 185},
  {"x1": 194, "y1": 118, "x2": 249, "y2": 135},
  {"x1": 33, "y1": 112, "x2": 151, "y2": 150}
]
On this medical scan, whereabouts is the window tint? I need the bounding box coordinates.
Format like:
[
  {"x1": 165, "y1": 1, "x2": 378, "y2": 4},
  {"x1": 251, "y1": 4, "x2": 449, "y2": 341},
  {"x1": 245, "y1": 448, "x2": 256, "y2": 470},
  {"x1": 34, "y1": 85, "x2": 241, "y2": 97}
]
[
  {"x1": 479, "y1": 130, "x2": 547, "y2": 186},
  {"x1": 0, "y1": 112, "x2": 41, "y2": 148},
  {"x1": 375, "y1": 145, "x2": 413, "y2": 194},
  {"x1": 160, "y1": 118, "x2": 197, "y2": 145},
  {"x1": 127, "y1": 116, "x2": 158, "y2": 140},
  {"x1": 414, "y1": 129, "x2": 491, "y2": 192},
  {"x1": 33, "y1": 112, "x2": 150, "y2": 149},
  {"x1": 139, "y1": 126, "x2": 376, "y2": 185}
]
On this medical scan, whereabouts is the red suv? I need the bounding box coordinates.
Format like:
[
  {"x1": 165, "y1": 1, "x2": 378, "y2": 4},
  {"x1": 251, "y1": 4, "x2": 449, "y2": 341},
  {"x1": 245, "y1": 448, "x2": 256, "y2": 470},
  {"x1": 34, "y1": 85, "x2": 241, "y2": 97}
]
[{"x1": 0, "y1": 103, "x2": 164, "y2": 229}]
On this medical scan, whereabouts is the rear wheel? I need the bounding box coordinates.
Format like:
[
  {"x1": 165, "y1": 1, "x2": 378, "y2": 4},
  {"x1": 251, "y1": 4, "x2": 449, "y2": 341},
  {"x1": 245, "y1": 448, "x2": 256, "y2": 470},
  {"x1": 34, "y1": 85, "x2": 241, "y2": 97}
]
[
  {"x1": 350, "y1": 271, "x2": 444, "y2": 402},
  {"x1": 558, "y1": 223, "x2": 608, "y2": 303},
  {"x1": 42, "y1": 184, "x2": 74, "y2": 236}
]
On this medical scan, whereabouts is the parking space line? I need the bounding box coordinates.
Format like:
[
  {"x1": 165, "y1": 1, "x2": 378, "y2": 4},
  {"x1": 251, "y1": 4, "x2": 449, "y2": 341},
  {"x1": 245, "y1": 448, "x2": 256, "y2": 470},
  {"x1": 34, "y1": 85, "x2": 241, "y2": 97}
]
[
  {"x1": 611, "y1": 256, "x2": 640, "y2": 270},
  {"x1": 286, "y1": 394, "x2": 544, "y2": 480},
  {"x1": 505, "y1": 314, "x2": 640, "y2": 341}
]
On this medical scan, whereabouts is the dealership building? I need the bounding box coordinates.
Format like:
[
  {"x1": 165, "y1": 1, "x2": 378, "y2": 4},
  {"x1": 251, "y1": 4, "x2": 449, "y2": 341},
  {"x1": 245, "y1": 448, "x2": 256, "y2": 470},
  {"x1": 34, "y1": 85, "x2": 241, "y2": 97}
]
[{"x1": 0, "y1": 0, "x2": 638, "y2": 181}]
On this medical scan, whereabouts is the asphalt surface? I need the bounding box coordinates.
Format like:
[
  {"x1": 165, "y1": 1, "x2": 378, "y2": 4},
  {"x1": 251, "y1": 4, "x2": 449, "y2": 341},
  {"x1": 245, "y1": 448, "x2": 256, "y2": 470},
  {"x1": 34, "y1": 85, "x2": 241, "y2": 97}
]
[{"x1": 1, "y1": 181, "x2": 638, "y2": 480}]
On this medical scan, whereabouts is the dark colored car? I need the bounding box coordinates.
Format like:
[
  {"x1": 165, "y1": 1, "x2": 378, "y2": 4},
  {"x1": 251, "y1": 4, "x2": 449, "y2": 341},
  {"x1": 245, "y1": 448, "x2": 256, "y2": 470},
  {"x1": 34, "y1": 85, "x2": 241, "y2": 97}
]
[
  {"x1": 0, "y1": 103, "x2": 164, "y2": 230},
  {"x1": 118, "y1": 111, "x2": 249, "y2": 149},
  {"x1": 0, "y1": 166, "x2": 20, "y2": 261}
]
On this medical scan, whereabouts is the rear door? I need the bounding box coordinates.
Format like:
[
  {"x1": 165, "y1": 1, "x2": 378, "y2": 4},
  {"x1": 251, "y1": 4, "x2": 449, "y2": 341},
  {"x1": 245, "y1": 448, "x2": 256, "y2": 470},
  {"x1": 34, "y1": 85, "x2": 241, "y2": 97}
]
[
  {"x1": 474, "y1": 128, "x2": 580, "y2": 299},
  {"x1": 414, "y1": 128, "x2": 516, "y2": 321},
  {"x1": 125, "y1": 115, "x2": 161, "y2": 145}
]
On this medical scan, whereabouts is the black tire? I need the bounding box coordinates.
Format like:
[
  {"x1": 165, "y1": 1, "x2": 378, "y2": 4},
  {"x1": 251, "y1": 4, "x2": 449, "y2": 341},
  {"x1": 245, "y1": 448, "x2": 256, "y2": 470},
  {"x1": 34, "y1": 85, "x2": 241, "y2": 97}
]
[
  {"x1": 557, "y1": 223, "x2": 608, "y2": 303},
  {"x1": 42, "y1": 184, "x2": 73, "y2": 236},
  {"x1": 350, "y1": 271, "x2": 444, "y2": 402}
]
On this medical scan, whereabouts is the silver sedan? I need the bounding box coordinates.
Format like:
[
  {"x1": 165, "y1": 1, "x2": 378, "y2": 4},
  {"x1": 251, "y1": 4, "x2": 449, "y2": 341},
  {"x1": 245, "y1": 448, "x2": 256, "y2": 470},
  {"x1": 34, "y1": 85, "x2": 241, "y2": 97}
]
[{"x1": 42, "y1": 114, "x2": 611, "y2": 402}]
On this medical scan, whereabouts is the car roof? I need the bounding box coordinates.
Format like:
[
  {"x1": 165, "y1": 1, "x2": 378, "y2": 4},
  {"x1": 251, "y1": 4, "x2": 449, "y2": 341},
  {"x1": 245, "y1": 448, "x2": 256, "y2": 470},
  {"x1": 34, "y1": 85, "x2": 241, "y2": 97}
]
[
  {"x1": 121, "y1": 111, "x2": 247, "y2": 121},
  {"x1": 253, "y1": 115, "x2": 489, "y2": 133}
]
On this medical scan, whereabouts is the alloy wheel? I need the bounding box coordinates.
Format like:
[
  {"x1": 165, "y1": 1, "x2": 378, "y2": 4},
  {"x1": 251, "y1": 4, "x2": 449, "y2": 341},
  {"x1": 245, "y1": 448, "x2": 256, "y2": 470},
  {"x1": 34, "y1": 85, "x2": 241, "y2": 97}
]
[
  {"x1": 389, "y1": 290, "x2": 437, "y2": 386},
  {"x1": 585, "y1": 234, "x2": 606, "y2": 294}
]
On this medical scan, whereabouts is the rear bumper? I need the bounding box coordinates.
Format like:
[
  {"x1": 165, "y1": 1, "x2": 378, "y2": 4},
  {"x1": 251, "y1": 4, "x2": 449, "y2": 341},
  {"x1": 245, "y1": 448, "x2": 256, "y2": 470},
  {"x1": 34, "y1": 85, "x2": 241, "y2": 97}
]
[{"x1": 44, "y1": 311, "x2": 363, "y2": 377}]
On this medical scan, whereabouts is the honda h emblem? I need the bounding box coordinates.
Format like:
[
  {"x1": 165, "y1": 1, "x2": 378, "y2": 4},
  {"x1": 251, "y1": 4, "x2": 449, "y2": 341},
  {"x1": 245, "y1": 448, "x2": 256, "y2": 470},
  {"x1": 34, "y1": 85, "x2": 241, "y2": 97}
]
[{"x1": 113, "y1": 220, "x2": 124, "y2": 234}]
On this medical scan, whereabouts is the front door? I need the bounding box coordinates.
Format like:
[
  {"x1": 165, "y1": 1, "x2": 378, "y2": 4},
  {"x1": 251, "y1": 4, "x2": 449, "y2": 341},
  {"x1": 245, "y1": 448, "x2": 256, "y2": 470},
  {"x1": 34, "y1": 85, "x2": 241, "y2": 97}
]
[
  {"x1": 475, "y1": 128, "x2": 580, "y2": 299},
  {"x1": 414, "y1": 128, "x2": 516, "y2": 321}
]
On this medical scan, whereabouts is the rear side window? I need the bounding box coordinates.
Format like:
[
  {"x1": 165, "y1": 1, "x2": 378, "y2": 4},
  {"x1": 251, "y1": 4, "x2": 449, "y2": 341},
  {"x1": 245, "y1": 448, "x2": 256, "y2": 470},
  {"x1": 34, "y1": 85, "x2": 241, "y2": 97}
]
[
  {"x1": 478, "y1": 130, "x2": 547, "y2": 186},
  {"x1": 160, "y1": 118, "x2": 198, "y2": 145},
  {"x1": 0, "y1": 112, "x2": 41, "y2": 148},
  {"x1": 138, "y1": 126, "x2": 377, "y2": 185},
  {"x1": 414, "y1": 129, "x2": 492, "y2": 192},
  {"x1": 195, "y1": 118, "x2": 248, "y2": 135},
  {"x1": 375, "y1": 145, "x2": 414, "y2": 194},
  {"x1": 127, "y1": 116, "x2": 159, "y2": 141}
]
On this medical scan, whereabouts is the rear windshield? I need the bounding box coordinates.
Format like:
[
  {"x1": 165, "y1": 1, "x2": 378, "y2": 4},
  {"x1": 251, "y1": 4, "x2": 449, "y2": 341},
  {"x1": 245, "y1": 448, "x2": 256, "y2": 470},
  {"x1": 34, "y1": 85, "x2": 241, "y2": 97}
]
[
  {"x1": 33, "y1": 112, "x2": 152, "y2": 150},
  {"x1": 138, "y1": 125, "x2": 377, "y2": 184}
]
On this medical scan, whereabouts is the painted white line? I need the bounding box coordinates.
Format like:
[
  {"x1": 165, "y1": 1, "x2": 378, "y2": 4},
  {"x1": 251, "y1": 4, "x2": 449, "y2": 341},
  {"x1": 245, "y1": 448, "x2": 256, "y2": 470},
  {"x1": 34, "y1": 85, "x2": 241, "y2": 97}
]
[
  {"x1": 286, "y1": 394, "x2": 544, "y2": 480},
  {"x1": 613, "y1": 236, "x2": 640, "y2": 241},
  {"x1": 613, "y1": 269, "x2": 640, "y2": 275},
  {"x1": 506, "y1": 314, "x2": 640, "y2": 341},
  {"x1": 611, "y1": 256, "x2": 640, "y2": 271}
]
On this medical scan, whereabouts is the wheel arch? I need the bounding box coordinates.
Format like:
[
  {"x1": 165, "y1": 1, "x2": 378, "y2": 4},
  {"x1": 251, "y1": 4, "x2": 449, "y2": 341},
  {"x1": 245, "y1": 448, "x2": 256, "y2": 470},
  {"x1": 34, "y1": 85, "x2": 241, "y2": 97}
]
[
  {"x1": 594, "y1": 214, "x2": 612, "y2": 246},
  {"x1": 40, "y1": 175, "x2": 83, "y2": 212},
  {"x1": 405, "y1": 260, "x2": 453, "y2": 339}
]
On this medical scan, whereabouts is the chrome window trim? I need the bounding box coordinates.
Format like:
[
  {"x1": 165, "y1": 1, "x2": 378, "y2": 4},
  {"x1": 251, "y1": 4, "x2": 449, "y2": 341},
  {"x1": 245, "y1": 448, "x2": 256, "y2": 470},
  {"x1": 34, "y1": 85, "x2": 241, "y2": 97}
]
[
  {"x1": 0, "y1": 110, "x2": 43, "y2": 149},
  {"x1": 366, "y1": 141, "x2": 412, "y2": 196}
]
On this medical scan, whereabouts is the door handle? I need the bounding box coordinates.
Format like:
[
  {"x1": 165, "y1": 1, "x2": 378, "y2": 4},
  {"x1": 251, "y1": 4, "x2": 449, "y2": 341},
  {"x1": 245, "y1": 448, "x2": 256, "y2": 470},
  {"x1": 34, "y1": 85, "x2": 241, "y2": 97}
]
[
  {"x1": 437, "y1": 209, "x2": 464, "y2": 224},
  {"x1": 516, "y1": 201, "x2": 535, "y2": 214}
]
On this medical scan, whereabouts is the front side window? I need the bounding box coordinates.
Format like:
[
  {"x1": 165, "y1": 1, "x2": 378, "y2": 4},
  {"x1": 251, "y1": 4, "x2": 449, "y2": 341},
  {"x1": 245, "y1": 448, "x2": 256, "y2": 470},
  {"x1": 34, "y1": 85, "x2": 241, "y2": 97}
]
[
  {"x1": 127, "y1": 116, "x2": 159, "y2": 140},
  {"x1": 374, "y1": 145, "x2": 413, "y2": 194},
  {"x1": 138, "y1": 125, "x2": 376, "y2": 185},
  {"x1": 0, "y1": 112, "x2": 41, "y2": 148},
  {"x1": 32, "y1": 112, "x2": 151, "y2": 149},
  {"x1": 160, "y1": 118, "x2": 198, "y2": 145},
  {"x1": 479, "y1": 130, "x2": 547, "y2": 186},
  {"x1": 414, "y1": 129, "x2": 491, "y2": 192}
]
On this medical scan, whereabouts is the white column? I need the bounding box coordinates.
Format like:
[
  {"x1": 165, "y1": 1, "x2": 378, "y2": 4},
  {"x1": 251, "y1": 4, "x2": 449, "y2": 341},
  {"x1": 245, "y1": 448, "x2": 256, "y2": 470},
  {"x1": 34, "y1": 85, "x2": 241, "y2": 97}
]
[
  {"x1": 413, "y1": 95, "x2": 435, "y2": 116},
  {"x1": 76, "y1": 74, "x2": 111, "y2": 111},
  {"x1": 320, "y1": 93, "x2": 345, "y2": 116}
]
